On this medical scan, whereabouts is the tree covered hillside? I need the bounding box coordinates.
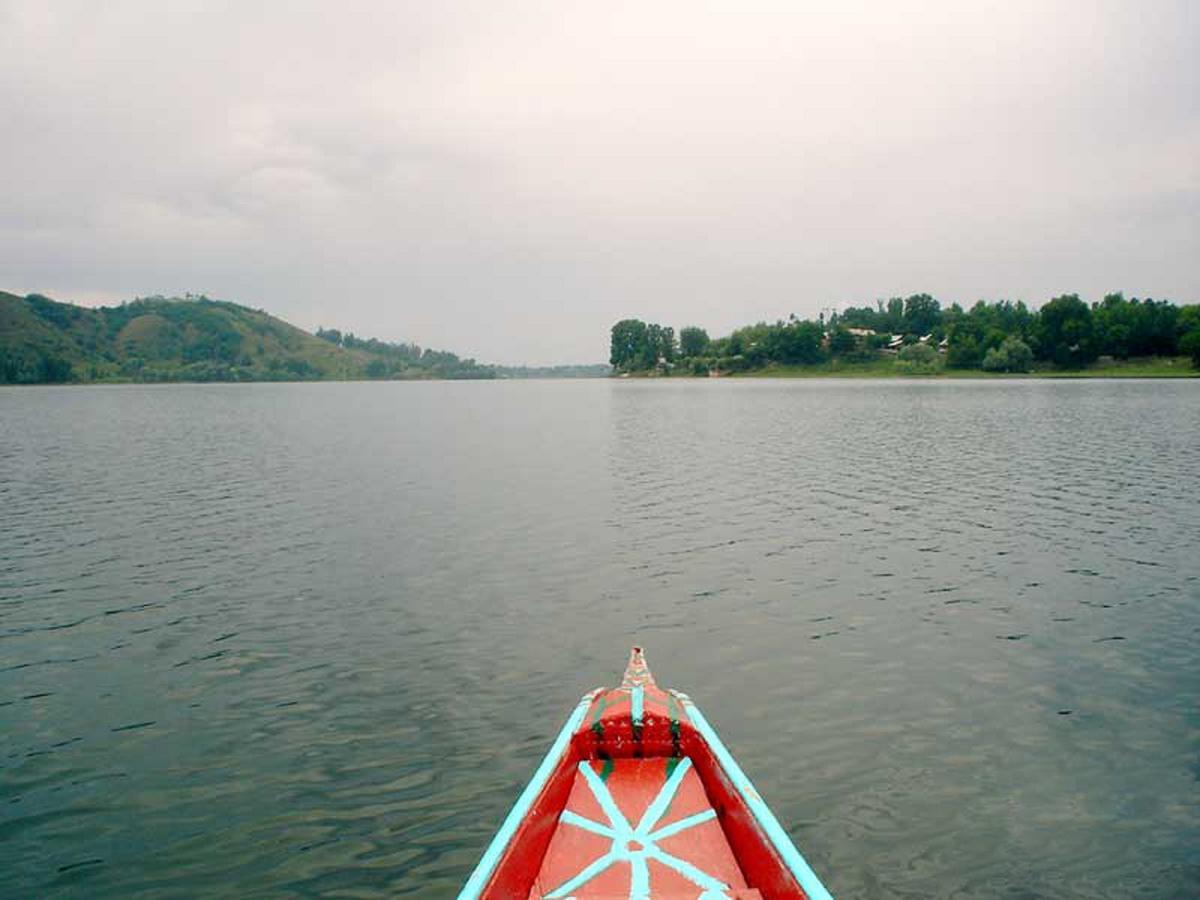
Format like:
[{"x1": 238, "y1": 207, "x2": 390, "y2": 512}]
[{"x1": 0, "y1": 292, "x2": 494, "y2": 383}]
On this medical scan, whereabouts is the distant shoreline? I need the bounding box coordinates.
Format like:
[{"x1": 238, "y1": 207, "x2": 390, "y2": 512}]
[
  {"x1": 0, "y1": 373, "x2": 613, "y2": 387},
  {"x1": 0, "y1": 290, "x2": 610, "y2": 385},
  {"x1": 609, "y1": 295, "x2": 1200, "y2": 379},
  {"x1": 4, "y1": 360, "x2": 1197, "y2": 386}
]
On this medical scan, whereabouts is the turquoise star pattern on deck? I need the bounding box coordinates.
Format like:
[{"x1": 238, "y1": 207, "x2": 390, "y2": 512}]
[{"x1": 544, "y1": 758, "x2": 731, "y2": 899}]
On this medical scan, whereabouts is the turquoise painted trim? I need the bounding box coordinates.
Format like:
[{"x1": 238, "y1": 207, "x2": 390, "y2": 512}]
[
  {"x1": 680, "y1": 697, "x2": 835, "y2": 900},
  {"x1": 559, "y1": 809, "x2": 615, "y2": 838},
  {"x1": 631, "y1": 685, "x2": 645, "y2": 726},
  {"x1": 629, "y1": 849, "x2": 650, "y2": 898},
  {"x1": 458, "y1": 692, "x2": 596, "y2": 900},
  {"x1": 578, "y1": 759, "x2": 630, "y2": 833},
  {"x1": 545, "y1": 849, "x2": 621, "y2": 898},
  {"x1": 634, "y1": 755, "x2": 692, "y2": 832},
  {"x1": 549, "y1": 757, "x2": 732, "y2": 898},
  {"x1": 644, "y1": 844, "x2": 728, "y2": 892},
  {"x1": 650, "y1": 808, "x2": 716, "y2": 841}
]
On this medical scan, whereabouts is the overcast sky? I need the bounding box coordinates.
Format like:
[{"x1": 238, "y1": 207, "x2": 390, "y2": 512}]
[{"x1": 2, "y1": 1, "x2": 1196, "y2": 364}]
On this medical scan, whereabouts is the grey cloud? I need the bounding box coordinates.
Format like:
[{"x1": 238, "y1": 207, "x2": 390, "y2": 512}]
[{"x1": 2, "y1": 0, "x2": 1196, "y2": 364}]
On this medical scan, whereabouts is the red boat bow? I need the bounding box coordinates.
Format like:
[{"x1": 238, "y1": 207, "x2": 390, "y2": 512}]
[{"x1": 460, "y1": 648, "x2": 833, "y2": 900}]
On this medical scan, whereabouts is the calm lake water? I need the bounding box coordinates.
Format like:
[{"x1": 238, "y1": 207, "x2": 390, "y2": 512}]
[{"x1": 2, "y1": 379, "x2": 1198, "y2": 898}]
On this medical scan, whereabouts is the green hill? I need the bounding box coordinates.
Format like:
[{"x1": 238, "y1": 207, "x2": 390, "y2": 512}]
[{"x1": 0, "y1": 291, "x2": 495, "y2": 383}]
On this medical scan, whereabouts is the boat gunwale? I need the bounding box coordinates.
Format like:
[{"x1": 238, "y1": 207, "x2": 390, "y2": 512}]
[{"x1": 675, "y1": 691, "x2": 834, "y2": 900}]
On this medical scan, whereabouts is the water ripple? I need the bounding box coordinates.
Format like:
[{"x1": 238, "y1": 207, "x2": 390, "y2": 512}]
[{"x1": 0, "y1": 380, "x2": 1198, "y2": 898}]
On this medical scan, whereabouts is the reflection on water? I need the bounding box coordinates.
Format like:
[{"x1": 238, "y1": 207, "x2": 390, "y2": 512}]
[{"x1": 1, "y1": 379, "x2": 1198, "y2": 897}]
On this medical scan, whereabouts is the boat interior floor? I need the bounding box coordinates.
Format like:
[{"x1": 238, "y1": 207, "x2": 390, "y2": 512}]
[{"x1": 529, "y1": 757, "x2": 762, "y2": 899}]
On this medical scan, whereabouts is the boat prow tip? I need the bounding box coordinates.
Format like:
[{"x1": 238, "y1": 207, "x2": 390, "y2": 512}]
[{"x1": 621, "y1": 645, "x2": 655, "y2": 687}]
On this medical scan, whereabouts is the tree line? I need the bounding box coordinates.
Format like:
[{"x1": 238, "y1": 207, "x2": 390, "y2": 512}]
[
  {"x1": 610, "y1": 293, "x2": 1200, "y2": 375},
  {"x1": 315, "y1": 327, "x2": 493, "y2": 379}
]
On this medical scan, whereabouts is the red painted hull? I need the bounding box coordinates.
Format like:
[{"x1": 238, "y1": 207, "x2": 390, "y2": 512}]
[{"x1": 460, "y1": 648, "x2": 832, "y2": 900}]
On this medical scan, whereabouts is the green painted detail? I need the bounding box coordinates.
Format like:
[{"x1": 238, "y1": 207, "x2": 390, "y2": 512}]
[
  {"x1": 665, "y1": 757, "x2": 680, "y2": 780},
  {"x1": 667, "y1": 693, "x2": 682, "y2": 756},
  {"x1": 589, "y1": 694, "x2": 611, "y2": 742},
  {"x1": 590, "y1": 694, "x2": 611, "y2": 726},
  {"x1": 599, "y1": 758, "x2": 614, "y2": 782},
  {"x1": 667, "y1": 692, "x2": 681, "y2": 725}
]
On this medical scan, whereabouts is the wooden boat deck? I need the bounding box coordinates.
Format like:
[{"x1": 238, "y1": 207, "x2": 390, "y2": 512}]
[{"x1": 529, "y1": 757, "x2": 758, "y2": 898}]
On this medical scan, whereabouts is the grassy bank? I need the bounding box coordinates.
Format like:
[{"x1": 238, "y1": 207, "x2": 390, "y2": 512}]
[
  {"x1": 728, "y1": 355, "x2": 1199, "y2": 378},
  {"x1": 1029, "y1": 356, "x2": 1197, "y2": 377}
]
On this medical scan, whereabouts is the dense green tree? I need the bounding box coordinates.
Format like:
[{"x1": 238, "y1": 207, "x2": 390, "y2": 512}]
[
  {"x1": 896, "y1": 342, "x2": 939, "y2": 373},
  {"x1": 773, "y1": 320, "x2": 825, "y2": 364},
  {"x1": 828, "y1": 327, "x2": 857, "y2": 356},
  {"x1": 0, "y1": 347, "x2": 73, "y2": 383},
  {"x1": 982, "y1": 337, "x2": 1034, "y2": 372},
  {"x1": 838, "y1": 304, "x2": 883, "y2": 332},
  {"x1": 1093, "y1": 293, "x2": 1134, "y2": 358},
  {"x1": 945, "y1": 332, "x2": 983, "y2": 369},
  {"x1": 940, "y1": 302, "x2": 965, "y2": 335},
  {"x1": 26, "y1": 293, "x2": 83, "y2": 329},
  {"x1": 725, "y1": 319, "x2": 825, "y2": 366},
  {"x1": 646, "y1": 324, "x2": 676, "y2": 365},
  {"x1": 1037, "y1": 294, "x2": 1096, "y2": 368},
  {"x1": 679, "y1": 326, "x2": 710, "y2": 357},
  {"x1": 610, "y1": 319, "x2": 649, "y2": 370},
  {"x1": 1178, "y1": 305, "x2": 1200, "y2": 336},
  {"x1": 609, "y1": 319, "x2": 675, "y2": 370},
  {"x1": 1092, "y1": 294, "x2": 1179, "y2": 358},
  {"x1": 1180, "y1": 329, "x2": 1200, "y2": 369},
  {"x1": 903, "y1": 294, "x2": 941, "y2": 336},
  {"x1": 1179, "y1": 306, "x2": 1200, "y2": 369},
  {"x1": 830, "y1": 294, "x2": 945, "y2": 336}
]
